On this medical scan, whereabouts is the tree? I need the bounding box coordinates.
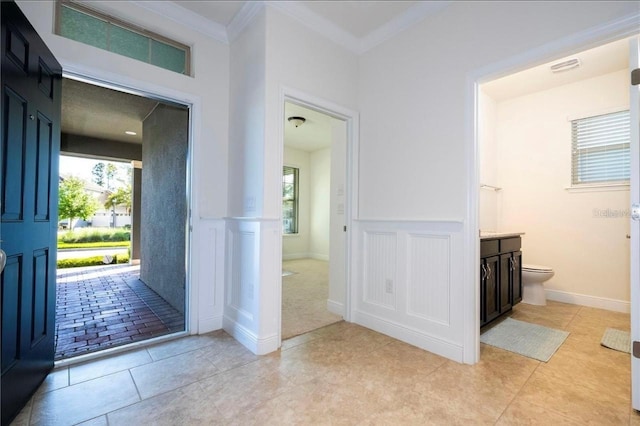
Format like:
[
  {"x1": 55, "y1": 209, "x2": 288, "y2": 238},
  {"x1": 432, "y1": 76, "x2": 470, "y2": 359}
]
[
  {"x1": 58, "y1": 177, "x2": 98, "y2": 230},
  {"x1": 91, "y1": 162, "x2": 105, "y2": 187},
  {"x1": 105, "y1": 163, "x2": 117, "y2": 190},
  {"x1": 104, "y1": 185, "x2": 132, "y2": 214},
  {"x1": 92, "y1": 162, "x2": 119, "y2": 189},
  {"x1": 104, "y1": 185, "x2": 132, "y2": 228}
]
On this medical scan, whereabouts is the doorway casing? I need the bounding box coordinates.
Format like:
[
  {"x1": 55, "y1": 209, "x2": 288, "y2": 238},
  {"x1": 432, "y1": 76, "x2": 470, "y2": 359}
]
[
  {"x1": 466, "y1": 13, "x2": 640, "y2": 364},
  {"x1": 57, "y1": 68, "x2": 197, "y2": 355},
  {"x1": 276, "y1": 86, "x2": 360, "y2": 346}
]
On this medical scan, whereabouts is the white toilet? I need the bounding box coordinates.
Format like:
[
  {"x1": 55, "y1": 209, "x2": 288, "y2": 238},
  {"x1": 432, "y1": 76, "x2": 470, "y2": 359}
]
[{"x1": 521, "y1": 264, "x2": 554, "y2": 305}]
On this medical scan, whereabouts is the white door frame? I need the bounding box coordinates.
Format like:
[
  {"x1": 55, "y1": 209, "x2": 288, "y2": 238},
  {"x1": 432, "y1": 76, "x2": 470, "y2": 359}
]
[
  {"x1": 276, "y1": 86, "x2": 359, "y2": 345},
  {"x1": 55, "y1": 66, "x2": 198, "y2": 361},
  {"x1": 629, "y1": 36, "x2": 640, "y2": 410},
  {"x1": 465, "y1": 15, "x2": 640, "y2": 364}
]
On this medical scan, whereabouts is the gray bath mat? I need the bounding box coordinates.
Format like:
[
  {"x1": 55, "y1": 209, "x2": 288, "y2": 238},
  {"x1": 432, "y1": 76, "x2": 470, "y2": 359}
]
[
  {"x1": 481, "y1": 318, "x2": 569, "y2": 362},
  {"x1": 600, "y1": 328, "x2": 630, "y2": 353}
]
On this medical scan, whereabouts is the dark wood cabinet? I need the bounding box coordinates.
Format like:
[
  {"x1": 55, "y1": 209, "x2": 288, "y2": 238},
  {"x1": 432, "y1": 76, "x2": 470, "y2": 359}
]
[{"x1": 480, "y1": 236, "x2": 522, "y2": 327}]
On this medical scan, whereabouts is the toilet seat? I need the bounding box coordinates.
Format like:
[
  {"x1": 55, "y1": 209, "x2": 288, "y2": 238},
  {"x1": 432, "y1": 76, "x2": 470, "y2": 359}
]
[{"x1": 522, "y1": 264, "x2": 552, "y2": 273}]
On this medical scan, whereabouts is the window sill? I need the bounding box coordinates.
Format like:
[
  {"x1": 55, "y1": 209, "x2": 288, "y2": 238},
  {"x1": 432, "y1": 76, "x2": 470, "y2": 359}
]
[
  {"x1": 283, "y1": 233, "x2": 299, "y2": 237},
  {"x1": 565, "y1": 183, "x2": 630, "y2": 193}
]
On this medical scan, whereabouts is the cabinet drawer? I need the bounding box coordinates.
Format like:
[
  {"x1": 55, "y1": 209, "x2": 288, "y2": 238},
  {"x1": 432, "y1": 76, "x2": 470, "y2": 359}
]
[
  {"x1": 500, "y1": 237, "x2": 521, "y2": 253},
  {"x1": 480, "y1": 240, "x2": 499, "y2": 257}
]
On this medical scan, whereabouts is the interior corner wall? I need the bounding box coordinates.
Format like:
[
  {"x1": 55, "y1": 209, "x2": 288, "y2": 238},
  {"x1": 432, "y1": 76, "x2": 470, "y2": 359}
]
[
  {"x1": 282, "y1": 146, "x2": 311, "y2": 259},
  {"x1": 309, "y1": 148, "x2": 331, "y2": 260},
  {"x1": 228, "y1": 11, "x2": 267, "y2": 218},
  {"x1": 140, "y1": 104, "x2": 188, "y2": 313},
  {"x1": 492, "y1": 70, "x2": 630, "y2": 304}
]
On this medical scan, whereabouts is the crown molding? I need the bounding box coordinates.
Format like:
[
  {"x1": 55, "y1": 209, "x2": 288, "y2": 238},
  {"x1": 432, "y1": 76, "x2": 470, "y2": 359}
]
[
  {"x1": 227, "y1": 1, "x2": 266, "y2": 43},
  {"x1": 359, "y1": 1, "x2": 453, "y2": 54},
  {"x1": 265, "y1": 1, "x2": 361, "y2": 53},
  {"x1": 130, "y1": 1, "x2": 228, "y2": 44}
]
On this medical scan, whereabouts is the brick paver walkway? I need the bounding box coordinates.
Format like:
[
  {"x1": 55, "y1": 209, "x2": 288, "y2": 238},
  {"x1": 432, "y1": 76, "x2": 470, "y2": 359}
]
[{"x1": 55, "y1": 264, "x2": 184, "y2": 360}]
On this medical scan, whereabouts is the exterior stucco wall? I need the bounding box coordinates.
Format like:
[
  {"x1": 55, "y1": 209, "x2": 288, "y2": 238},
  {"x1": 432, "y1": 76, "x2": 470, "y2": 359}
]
[{"x1": 140, "y1": 104, "x2": 188, "y2": 313}]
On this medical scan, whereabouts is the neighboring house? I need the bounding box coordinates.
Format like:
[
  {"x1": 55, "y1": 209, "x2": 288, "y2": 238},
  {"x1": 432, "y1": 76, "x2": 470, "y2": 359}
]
[
  {"x1": 59, "y1": 174, "x2": 131, "y2": 229},
  {"x1": 17, "y1": 0, "x2": 639, "y2": 365}
]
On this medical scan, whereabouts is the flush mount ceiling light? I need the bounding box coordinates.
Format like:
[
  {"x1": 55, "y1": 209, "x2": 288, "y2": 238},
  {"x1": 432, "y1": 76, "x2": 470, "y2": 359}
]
[
  {"x1": 125, "y1": 130, "x2": 137, "y2": 135},
  {"x1": 288, "y1": 116, "x2": 306, "y2": 128},
  {"x1": 550, "y1": 58, "x2": 581, "y2": 73}
]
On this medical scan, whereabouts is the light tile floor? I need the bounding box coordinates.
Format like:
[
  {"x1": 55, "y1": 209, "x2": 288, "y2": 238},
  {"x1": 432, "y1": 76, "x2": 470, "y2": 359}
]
[{"x1": 10, "y1": 301, "x2": 640, "y2": 425}]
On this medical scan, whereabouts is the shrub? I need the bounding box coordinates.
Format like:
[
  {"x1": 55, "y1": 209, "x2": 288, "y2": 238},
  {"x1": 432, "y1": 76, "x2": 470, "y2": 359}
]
[
  {"x1": 56, "y1": 253, "x2": 130, "y2": 269},
  {"x1": 58, "y1": 228, "x2": 130, "y2": 244}
]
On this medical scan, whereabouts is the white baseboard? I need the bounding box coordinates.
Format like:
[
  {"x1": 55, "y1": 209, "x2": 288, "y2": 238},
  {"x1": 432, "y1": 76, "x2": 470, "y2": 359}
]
[
  {"x1": 545, "y1": 289, "x2": 630, "y2": 313},
  {"x1": 198, "y1": 314, "x2": 223, "y2": 334},
  {"x1": 327, "y1": 299, "x2": 344, "y2": 316},
  {"x1": 353, "y1": 310, "x2": 463, "y2": 362},
  {"x1": 222, "y1": 315, "x2": 279, "y2": 355}
]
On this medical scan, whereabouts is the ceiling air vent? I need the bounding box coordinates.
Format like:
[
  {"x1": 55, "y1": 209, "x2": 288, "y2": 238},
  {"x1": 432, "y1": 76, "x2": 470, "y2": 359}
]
[{"x1": 550, "y1": 58, "x2": 581, "y2": 73}]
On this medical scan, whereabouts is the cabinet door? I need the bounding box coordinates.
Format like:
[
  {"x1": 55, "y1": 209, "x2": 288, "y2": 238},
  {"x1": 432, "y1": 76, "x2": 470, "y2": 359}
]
[
  {"x1": 484, "y1": 256, "x2": 500, "y2": 324},
  {"x1": 499, "y1": 254, "x2": 512, "y2": 313},
  {"x1": 512, "y1": 251, "x2": 522, "y2": 304},
  {"x1": 480, "y1": 261, "x2": 487, "y2": 326}
]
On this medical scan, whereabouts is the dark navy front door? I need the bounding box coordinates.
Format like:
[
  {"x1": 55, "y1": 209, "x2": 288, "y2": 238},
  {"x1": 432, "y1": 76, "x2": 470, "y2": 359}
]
[{"x1": 1, "y1": 2, "x2": 61, "y2": 424}]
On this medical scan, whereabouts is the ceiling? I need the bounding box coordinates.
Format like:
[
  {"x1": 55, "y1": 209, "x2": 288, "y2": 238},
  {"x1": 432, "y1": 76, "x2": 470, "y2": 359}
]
[
  {"x1": 174, "y1": 0, "x2": 424, "y2": 40},
  {"x1": 481, "y1": 37, "x2": 630, "y2": 101},
  {"x1": 62, "y1": 78, "x2": 158, "y2": 144},
  {"x1": 284, "y1": 102, "x2": 335, "y2": 152}
]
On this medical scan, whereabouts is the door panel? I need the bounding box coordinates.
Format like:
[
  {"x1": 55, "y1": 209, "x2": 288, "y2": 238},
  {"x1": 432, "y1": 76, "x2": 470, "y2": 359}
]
[{"x1": 1, "y1": 2, "x2": 61, "y2": 424}]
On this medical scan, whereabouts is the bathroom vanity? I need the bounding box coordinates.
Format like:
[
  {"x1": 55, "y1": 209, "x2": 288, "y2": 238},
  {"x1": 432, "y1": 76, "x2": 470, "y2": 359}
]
[{"x1": 480, "y1": 233, "x2": 523, "y2": 327}]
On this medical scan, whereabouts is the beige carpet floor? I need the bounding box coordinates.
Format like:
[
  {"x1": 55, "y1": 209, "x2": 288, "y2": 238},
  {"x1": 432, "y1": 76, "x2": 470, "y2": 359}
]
[{"x1": 281, "y1": 258, "x2": 342, "y2": 340}]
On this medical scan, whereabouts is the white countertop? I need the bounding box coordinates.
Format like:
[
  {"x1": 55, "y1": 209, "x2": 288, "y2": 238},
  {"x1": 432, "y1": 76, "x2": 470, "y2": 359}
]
[{"x1": 480, "y1": 231, "x2": 525, "y2": 240}]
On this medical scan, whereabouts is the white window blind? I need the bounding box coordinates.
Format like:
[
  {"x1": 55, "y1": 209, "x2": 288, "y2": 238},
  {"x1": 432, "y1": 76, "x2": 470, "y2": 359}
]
[{"x1": 571, "y1": 110, "x2": 630, "y2": 186}]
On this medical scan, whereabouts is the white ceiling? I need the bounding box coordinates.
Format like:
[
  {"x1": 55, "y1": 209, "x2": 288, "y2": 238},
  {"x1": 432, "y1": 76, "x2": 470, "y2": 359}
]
[
  {"x1": 295, "y1": 1, "x2": 418, "y2": 38},
  {"x1": 284, "y1": 102, "x2": 335, "y2": 152},
  {"x1": 482, "y1": 37, "x2": 630, "y2": 102},
  {"x1": 172, "y1": 1, "x2": 245, "y2": 27}
]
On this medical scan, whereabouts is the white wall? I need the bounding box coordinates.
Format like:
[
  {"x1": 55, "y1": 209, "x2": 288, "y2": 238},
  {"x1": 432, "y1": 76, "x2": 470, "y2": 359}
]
[
  {"x1": 17, "y1": 0, "x2": 229, "y2": 334},
  {"x1": 282, "y1": 146, "x2": 311, "y2": 259},
  {"x1": 223, "y1": 6, "x2": 359, "y2": 354},
  {"x1": 357, "y1": 1, "x2": 638, "y2": 362},
  {"x1": 309, "y1": 148, "x2": 331, "y2": 260},
  {"x1": 329, "y1": 120, "x2": 347, "y2": 313},
  {"x1": 479, "y1": 90, "x2": 499, "y2": 232},
  {"x1": 489, "y1": 70, "x2": 630, "y2": 306}
]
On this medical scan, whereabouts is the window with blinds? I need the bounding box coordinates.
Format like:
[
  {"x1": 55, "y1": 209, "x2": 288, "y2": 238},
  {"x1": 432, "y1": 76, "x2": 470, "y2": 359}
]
[
  {"x1": 283, "y1": 166, "x2": 299, "y2": 234},
  {"x1": 55, "y1": 1, "x2": 191, "y2": 75},
  {"x1": 571, "y1": 110, "x2": 630, "y2": 186}
]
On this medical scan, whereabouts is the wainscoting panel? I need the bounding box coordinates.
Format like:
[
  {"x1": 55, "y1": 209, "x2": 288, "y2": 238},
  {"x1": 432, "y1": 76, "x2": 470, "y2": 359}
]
[
  {"x1": 223, "y1": 218, "x2": 280, "y2": 355},
  {"x1": 195, "y1": 219, "x2": 226, "y2": 333},
  {"x1": 225, "y1": 221, "x2": 258, "y2": 326},
  {"x1": 407, "y1": 234, "x2": 450, "y2": 326},
  {"x1": 353, "y1": 219, "x2": 465, "y2": 362},
  {"x1": 363, "y1": 231, "x2": 397, "y2": 310}
]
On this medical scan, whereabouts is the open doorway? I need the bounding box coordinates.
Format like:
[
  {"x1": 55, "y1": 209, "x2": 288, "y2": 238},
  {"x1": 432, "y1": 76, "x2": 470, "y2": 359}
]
[
  {"x1": 476, "y1": 37, "x2": 634, "y2": 346},
  {"x1": 280, "y1": 101, "x2": 347, "y2": 340},
  {"x1": 55, "y1": 77, "x2": 189, "y2": 360}
]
